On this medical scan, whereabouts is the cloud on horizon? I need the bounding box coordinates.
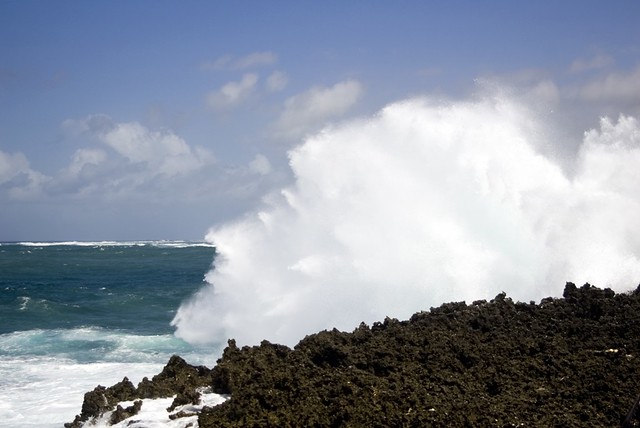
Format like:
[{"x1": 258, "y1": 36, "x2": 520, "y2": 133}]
[{"x1": 1, "y1": 115, "x2": 282, "y2": 214}]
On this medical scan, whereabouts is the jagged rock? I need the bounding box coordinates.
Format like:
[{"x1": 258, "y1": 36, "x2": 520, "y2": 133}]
[
  {"x1": 167, "y1": 388, "x2": 201, "y2": 412},
  {"x1": 110, "y1": 400, "x2": 142, "y2": 425},
  {"x1": 64, "y1": 377, "x2": 137, "y2": 427},
  {"x1": 198, "y1": 283, "x2": 640, "y2": 427},
  {"x1": 68, "y1": 283, "x2": 640, "y2": 428},
  {"x1": 109, "y1": 377, "x2": 137, "y2": 402},
  {"x1": 169, "y1": 409, "x2": 198, "y2": 420},
  {"x1": 65, "y1": 358, "x2": 212, "y2": 426},
  {"x1": 137, "y1": 355, "x2": 212, "y2": 399}
]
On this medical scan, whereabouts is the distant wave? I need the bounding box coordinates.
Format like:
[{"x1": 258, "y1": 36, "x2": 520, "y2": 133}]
[
  {"x1": 16, "y1": 296, "x2": 50, "y2": 312},
  {"x1": 5, "y1": 240, "x2": 215, "y2": 248}
]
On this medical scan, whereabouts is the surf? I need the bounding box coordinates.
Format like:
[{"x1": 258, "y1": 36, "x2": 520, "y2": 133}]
[{"x1": 172, "y1": 92, "x2": 640, "y2": 347}]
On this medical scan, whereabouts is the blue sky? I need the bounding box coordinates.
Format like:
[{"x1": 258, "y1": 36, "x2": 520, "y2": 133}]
[{"x1": 1, "y1": 1, "x2": 639, "y2": 241}]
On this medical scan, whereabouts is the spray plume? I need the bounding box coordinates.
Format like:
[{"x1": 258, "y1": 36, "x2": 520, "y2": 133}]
[{"x1": 172, "y1": 93, "x2": 640, "y2": 346}]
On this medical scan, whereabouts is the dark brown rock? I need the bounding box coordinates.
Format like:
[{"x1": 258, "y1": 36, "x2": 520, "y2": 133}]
[
  {"x1": 167, "y1": 388, "x2": 201, "y2": 412},
  {"x1": 198, "y1": 283, "x2": 640, "y2": 427},
  {"x1": 137, "y1": 355, "x2": 212, "y2": 399},
  {"x1": 109, "y1": 400, "x2": 142, "y2": 425},
  {"x1": 64, "y1": 377, "x2": 137, "y2": 427},
  {"x1": 68, "y1": 283, "x2": 640, "y2": 428},
  {"x1": 65, "y1": 357, "x2": 212, "y2": 426},
  {"x1": 169, "y1": 409, "x2": 198, "y2": 420}
]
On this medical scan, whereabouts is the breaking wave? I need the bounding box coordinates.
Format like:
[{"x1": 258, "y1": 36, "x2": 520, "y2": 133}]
[{"x1": 173, "y1": 93, "x2": 640, "y2": 346}]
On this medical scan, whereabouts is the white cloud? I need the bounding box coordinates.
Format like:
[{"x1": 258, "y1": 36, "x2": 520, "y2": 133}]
[
  {"x1": 54, "y1": 115, "x2": 285, "y2": 206},
  {"x1": 0, "y1": 150, "x2": 47, "y2": 199},
  {"x1": 571, "y1": 65, "x2": 640, "y2": 102},
  {"x1": 61, "y1": 114, "x2": 114, "y2": 137},
  {"x1": 249, "y1": 154, "x2": 272, "y2": 175},
  {"x1": 266, "y1": 71, "x2": 288, "y2": 92},
  {"x1": 0, "y1": 151, "x2": 30, "y2": 184},
  {"x1": 235, "y1": 52, "x2": 277, "y2": 69},
  {"x1": 201, "y1": 51, "x2": 277, "y2": 71},
  {"x1": 202, "y1": 55, "x2": 232, "y2": 71},
  {"x1": 207, "y1": 73, "x2": 259, "y2": 109},
  {"x1": 273, "y1": 79, "x2": 363, "y2": 140},
  {"x1": 49, "y1": 148, "x2": 110, "y2": 196},
  {"x1": 569, "y1": 54, "x2": 614, "y2": 74},
  {"x1": 99, "y1": 121, "x2": 215, "y2": 177},
  {"x1": 63, "y1": 115, "x2": 216, "y2": 181},
  {"x1": 67, "y1": 148, "x2": 108, "y2": 176}
]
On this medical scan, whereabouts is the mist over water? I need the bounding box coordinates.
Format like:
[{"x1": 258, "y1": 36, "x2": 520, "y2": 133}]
[{"x1": 172, "y1": 93, "x2": 640, "y2": 347}]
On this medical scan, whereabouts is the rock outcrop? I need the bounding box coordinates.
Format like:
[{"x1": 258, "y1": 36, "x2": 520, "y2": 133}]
[
  {"x1": 64, "y1": 356, "x2": 212, "y2": 427},
  {"x1": 68, "y1": 283, "x2": 640, "y2": 427}
]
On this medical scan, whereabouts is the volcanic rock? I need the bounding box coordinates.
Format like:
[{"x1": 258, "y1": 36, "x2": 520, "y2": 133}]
[
  {"x1": 67, "y1": 283, "x2": 640, "y2": 427},
  {"x1": 199, "y1": 283, "x2": 640, "y2": 427}
]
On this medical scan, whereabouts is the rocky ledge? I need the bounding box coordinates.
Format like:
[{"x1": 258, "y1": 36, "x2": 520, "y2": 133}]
[
  {"x1": 68, "y1": 283, "x2": 640, "y2": 427},
  {"x1": 64, "y1": 355, "x2": 213, "y2": 427}
]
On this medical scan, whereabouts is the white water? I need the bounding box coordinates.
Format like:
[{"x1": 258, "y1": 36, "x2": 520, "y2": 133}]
[
  {"x1": 0, "y1": 328, "x2": 219, "y2": 427},
  {"x1": 0, "y1": 356, "x2": 161, "y2": 427},
  {"x1": 173, "y1": 93, "x2": 640, "y2": 347},
  {"x1": 86, "y1": 390, "x2": 228, "y2": 428}
]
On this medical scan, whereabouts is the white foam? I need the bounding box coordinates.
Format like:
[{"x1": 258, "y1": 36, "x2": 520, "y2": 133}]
[
  {"x1": 0, "y1": 328, "x2": 219, "y2": 364},
  {"x1": 17, "y1": 296, "x2": 31, "y2": 311},
  {"x1": 173, "y1": 93, "x2": 640, "y2": 347},
  {"x1": 0, "y1": 328, "x2": 221, "y2": 427},
  {"x1": 0, "y1": 356, "x2": 163, "y2": 428},
  {"x1": 16, "y1": 241, "x2": 123, "y2": 247},
  {"x1": 86, "y1": 389, "x2": 228, "y2": 428}
]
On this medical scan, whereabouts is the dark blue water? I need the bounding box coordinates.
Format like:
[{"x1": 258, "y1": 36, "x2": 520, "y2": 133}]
[{"x1": 0, "y1": 242, "x2": 215, "y2": 335}]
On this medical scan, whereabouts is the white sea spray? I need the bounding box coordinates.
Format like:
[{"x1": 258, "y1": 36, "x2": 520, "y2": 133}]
[{"x1": 173, "y1": 93, "x2": 640, "y2": 347}]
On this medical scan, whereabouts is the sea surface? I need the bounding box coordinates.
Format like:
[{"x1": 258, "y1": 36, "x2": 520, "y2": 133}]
[{"x1": 0, "y1": 241, "x2": 221, "y2": 427}]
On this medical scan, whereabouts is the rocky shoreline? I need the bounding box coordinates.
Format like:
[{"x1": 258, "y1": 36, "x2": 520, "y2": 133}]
[{"x1": 67, "y1": 283, "x2": 640, "y2": 427}]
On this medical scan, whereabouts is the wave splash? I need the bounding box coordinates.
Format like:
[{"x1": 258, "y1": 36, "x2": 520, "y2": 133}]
[{"x1": 172, "y1": 93, "x2": 640, "y2": 346}]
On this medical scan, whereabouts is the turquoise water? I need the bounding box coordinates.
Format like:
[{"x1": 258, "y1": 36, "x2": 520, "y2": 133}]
[{"x1": 0, "y1": 241, "x2": 220, "y2": 427}]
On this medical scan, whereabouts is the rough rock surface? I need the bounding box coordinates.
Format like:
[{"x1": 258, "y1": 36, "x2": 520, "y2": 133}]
[
  {"x1": 64, "y1": 356, "x2": 212, "y2": 427},
  {"x1": 68, "y1": 283, "x2": 640, "y2": 427}
]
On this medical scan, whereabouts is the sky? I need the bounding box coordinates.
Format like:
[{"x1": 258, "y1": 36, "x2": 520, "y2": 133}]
[{"x1": 1, "y1": 1, "x2": 639, "y2": 241}]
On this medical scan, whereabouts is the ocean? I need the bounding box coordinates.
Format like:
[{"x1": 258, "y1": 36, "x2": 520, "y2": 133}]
[
  {"x1": 3, "y1": 95, "x2": 640, "y2": 427},
  {"x1": 0, "y1": 241, "x2": 221, "y2": 427}
]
